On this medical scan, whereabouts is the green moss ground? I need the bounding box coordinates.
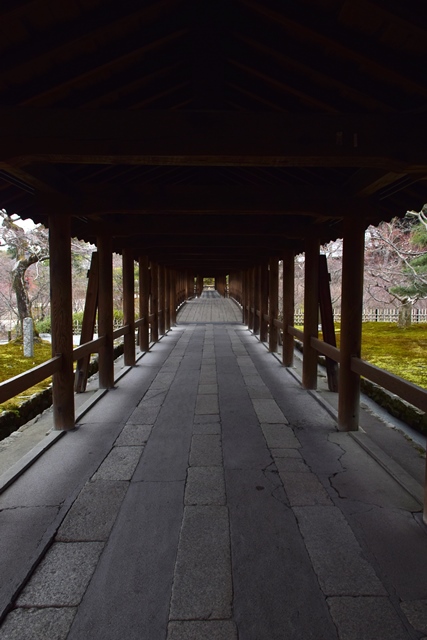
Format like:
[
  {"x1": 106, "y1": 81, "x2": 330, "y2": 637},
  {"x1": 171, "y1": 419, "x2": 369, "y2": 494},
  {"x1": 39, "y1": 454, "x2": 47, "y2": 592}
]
[
  {"x1": 333, "y1": 322, "x2": 427, "y2": 389},
  {"x1": 0, "y1": 341, "x2": 53, "y2": 412}
]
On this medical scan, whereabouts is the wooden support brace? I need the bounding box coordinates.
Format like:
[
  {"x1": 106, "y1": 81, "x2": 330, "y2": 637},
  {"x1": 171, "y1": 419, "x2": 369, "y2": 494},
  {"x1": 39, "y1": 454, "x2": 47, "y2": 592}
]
[{"x1": 75, "y1": 252, "x2": 99, "y2": 393}]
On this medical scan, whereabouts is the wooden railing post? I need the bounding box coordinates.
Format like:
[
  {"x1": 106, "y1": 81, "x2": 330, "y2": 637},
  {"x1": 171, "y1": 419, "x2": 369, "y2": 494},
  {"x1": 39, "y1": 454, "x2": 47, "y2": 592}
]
[
  {"x1": 338, "y1": 216, "x2": 365, "y2": 431},
  {"x1": 282, "y1": 248, "x2": 295, "y2": 367},
  {"x1": 139, "y1": 255, "x2": 149, "y2": 351},
  {"x1": 158, "y1": 264, "x2": 165, "y2": 336},
  {"x1": 123, "y1": 248, "x2": 135, "y2": 367},
  {"x1": 170, "y1": 270, "x2": 177, "y2": 325},
  {"x1": 165, "y1": 267, "x2": 171, "y2": 331},
  {"x1": 259, "y1": 261, "x2": 269, "y2": 342},
  {"x1": 268, "y1": 258, "x2": 279, "y2": 352},
  {"x1": 302, "y1": 237, "x2": 320, "y2": 389},
  {"x1": 150, "y1": 261, "x2": 159, "y2": 342},
  {"x1": 49, "y1": 213, "x2": 75, "y2": 429},
  {"x1": 98, "y1": 235, "x2": 114, "y2": 388}
]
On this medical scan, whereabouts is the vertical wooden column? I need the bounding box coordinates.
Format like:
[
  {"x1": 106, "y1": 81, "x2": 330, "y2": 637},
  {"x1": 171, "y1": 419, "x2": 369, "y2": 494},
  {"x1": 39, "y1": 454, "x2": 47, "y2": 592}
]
[
  {"x1": 165, "y1": 267, "x2": 171, "y2": 331},
  {"x1": 158, "y1": 264, "x2": 165, "y2": 336},
  {"x1": 122, "y1": 248, "x2": 135, "y2": 367},
  {"x1": 253, "y1": 265, "x2": 260, "y2": 334},
  {"x1": 282, "y1": 248, "x2": 295, "y2": 367},
  {"x1": 98, "y1": 235, "x2": 114, "y2": 389},
  {"x1": 248, "y1": 268, "x2": 254, "y2": 331},
  {"x1": 242, "y1": 270, "x2": 248, "y2": 325},
  {"x1": 338, "y1": 216, "x2": 365, "y2": 431},
  {"x1": 170, "y1": 270, "x2": 177, "y2": 325},
  {"x1": 150, "y1": 261, "x2": 159, "y2": 342},
  {"x1": 259, "y1": 261, "x2": 269, "y2": 343},
  {"x1": 302, "y1": 237, "x2": 320, "y2": 389},
  {"x1": 49, "y1": 214, "x2": 75, "y2": 429},
  {"x1": 138, "y1": 255, "x2": 149, "y2": 352},
  {"x1": 268, "y1": 258, "x2": 279, "y2": 352}
]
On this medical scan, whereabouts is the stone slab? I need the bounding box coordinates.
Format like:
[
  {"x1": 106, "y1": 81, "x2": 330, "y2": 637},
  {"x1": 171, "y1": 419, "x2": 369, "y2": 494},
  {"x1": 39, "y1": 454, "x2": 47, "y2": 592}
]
[
  {"x1": 167, "y1": 621, "x2": 238, "y2": 640},
  {"x1": 91, "y1": 446, "x2": 143, "y2": 481},
  {"x1": 198, "y1": 384, "x2": 218, "y2": 395},
  {"x1": 195, "y1": 394, "x2": 219, "y2": 415},
  {"x1": 57, "y1": 480, "x2": 129, "y2": 541},
  {"x1": 294, "y1": 506, "x2": 386, "y2": 596},
  {"x1": 271, "y1": 447, "x2": 302, "y2": 458},
  {"x1": 246, "y1": 385, "x2": 273, "y2": 399},
  {"x1": 192, "y1": 421, "x2": 221, "y2": 435},
  {"x1": 185, "y1": 467, "x2": 226, "y2": 505},
  {"x1": 401, "y1": 600, "x2": 427, "y2": 634},
  {"x1": 190, "y1": 435, "x2": 222, "y2": 466},
  {"x1": 261, "y1": 424, "x2": 301, "y2": 449},
  {"x1": 138, "y1": 389, "x2": 168, "y2": 406},
  {"x1": 252, "y1": 399, "x2": 289, "y2": 424},
  {"x1": 68, "y1": 481, "x2": 184, "y2": 640},
  {"x1": 17, "y1": 542, "x2": 104, "y2": 607},
  {"x1": 114, "y1": 424, "x2": 152, "y2": 446},
  {"x1": 169, "y1": 506, "x2": 232, "y2": 619},
  {"x1": 279, "y1": 471, "x2": 332, "y2": 506},
  {"x1": 274, "y1": 457, "x2": 310, "y2": 472},
  {"x1": 0, "y1": 505, "x2": 59, "y2": 620},
  {"x1": 0, "y1": 607, "x2": 77, "y2": 640},
  {"x1": 328, "y1": 597, "x2": 412, "y2": 640},
  {"x1": 226, "y1": 468, "x2": 338, "y2": 640},
  {"x1": 127, "y1": 404, "x2": 161, "y2": 424}
]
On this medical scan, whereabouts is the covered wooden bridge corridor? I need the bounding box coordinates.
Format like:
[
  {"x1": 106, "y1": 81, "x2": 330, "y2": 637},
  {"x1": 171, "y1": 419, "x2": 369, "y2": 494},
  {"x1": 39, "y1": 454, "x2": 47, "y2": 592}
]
[{"x1": 1, "y1": 1, "x2": 427, "y2": 637}]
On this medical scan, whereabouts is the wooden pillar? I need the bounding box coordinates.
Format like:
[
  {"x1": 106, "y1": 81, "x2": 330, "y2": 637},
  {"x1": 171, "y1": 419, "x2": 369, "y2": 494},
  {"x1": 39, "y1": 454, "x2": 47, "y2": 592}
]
[
  {"x1": 268, "y1": 258, "x2": 279, "y2": 352},
  {"x1": 165, "y1": 267, "x2": 171, "y2": 331},
  {"x1": 302, "y1": 237, "x2": 320, "y2": 389},
  {"x1": 150, "y1": 261, "x2": 159, "y2": 343},
  {"x1": 248, "y1": 268, "x2": 254, "y2": 330},
  {"x1": 158, "y1": 264, "x2": 165, "y2": 336},
  {"x1": 170, "y1": 270, "x2": 177, "y2": 325},
  {"x1": 98, "y1": 235, "x2": 114, "y2": 389},
  {"x1": 259, "y1": 262, "x2": 269, "y2": 342},
  {"x1": 123, "y1": 248, "x2": 135, "y2": 367},
  {"x1": 253, "y1": 265, "x2": 260, "y2": 334},
  {"x1": 139, "y1": 255, "x2": 149, "y2": 352},
  {"x1": 49, "y1": 214, "x2": 75, "y2": 429},
  {"x1": 338, "y1": 216, "x2": 365, "y2": 431},
  {"x1": 282, "y1": 248, "x2": 295, "y2": 367},
  {"x1": 244, "y1": 269, "x2": 250, "y2": 325}
]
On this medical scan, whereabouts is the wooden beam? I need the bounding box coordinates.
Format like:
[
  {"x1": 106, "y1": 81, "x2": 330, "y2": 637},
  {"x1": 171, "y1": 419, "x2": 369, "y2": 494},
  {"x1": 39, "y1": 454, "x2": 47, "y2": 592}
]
[
  {"x1": 1, "y1": 109, "x2": 426, "y2": 171},
  {"x1": 150, "y1": 262, "x2": 159, "y2": 342}
]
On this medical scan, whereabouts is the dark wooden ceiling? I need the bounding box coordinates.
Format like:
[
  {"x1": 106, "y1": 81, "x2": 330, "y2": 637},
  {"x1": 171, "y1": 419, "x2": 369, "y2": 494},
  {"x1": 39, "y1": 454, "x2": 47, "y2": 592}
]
[{"x1": 0, "y1": 0, "x2": 426, "y2": 273}]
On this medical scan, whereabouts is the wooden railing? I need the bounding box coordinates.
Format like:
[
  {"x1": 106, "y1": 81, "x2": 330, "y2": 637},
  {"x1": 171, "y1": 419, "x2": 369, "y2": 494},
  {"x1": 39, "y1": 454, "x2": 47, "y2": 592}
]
[{"x1": 244, "y1": 307, "x2": 427, "y2": 419}]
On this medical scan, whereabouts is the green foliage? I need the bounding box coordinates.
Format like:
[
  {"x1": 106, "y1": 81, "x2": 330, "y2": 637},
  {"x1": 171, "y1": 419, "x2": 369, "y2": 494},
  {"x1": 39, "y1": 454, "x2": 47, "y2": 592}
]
[
  {"x1": 35, "y1": 317, "x2": 52, "y2": 333},
  {"x1": 0, "y1": 340, "x2": 52, "y2": 412}
]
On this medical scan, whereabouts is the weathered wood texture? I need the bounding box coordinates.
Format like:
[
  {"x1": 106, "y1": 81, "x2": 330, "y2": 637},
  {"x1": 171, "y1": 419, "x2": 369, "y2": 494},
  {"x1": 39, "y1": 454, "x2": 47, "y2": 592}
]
[
  {"x1": 282, "y1": 248, "x2": 295, "y2": 367},
  {"x1": 49, "y1": 214, "x2": 75, "y2": 429},
  {"x1": 75, "y1": 252, "x2": 99, "y2": 393},
  {"x1": 97, "y1": 235, "x2": 114, "y2": 389},
  {"x1": 302, "y1": 237, "x2": 320, "y2": 390},
  {"x1": 338, "y1": 217, "x2": 365, "y2": 431}
]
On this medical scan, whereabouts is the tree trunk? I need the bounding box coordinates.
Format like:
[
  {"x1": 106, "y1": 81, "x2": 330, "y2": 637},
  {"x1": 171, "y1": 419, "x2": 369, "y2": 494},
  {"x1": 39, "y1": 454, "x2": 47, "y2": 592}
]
[
  {"x1": 398, "y1": 299, "x2": 412, "y2": 328},
  {"x1": 11, "y1": 255, "x2": 38, "y2": 337}
]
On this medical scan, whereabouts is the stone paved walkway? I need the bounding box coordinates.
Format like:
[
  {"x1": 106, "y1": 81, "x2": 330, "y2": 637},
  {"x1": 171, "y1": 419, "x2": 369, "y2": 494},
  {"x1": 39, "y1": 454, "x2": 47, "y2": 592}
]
[{"x1": 1, "y1": 297, "x2": 427, "y2": 639}]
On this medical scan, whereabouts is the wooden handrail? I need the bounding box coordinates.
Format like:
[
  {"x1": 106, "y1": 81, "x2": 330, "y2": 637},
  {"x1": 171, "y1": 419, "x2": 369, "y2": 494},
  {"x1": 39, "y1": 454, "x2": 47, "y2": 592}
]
[
  {"x1": 273, "y1": 318, "x2": 282, "y2": 328},
  {"x1": 0, "y1": 356, "x2": 62, "y2": 405},
  {"x1": 351, "y1": 357, "x2": 427, "y2": 414},
  {"x1": 311, "y1": 337, "x2": 340, "y2": 363},
  {"x1": 72, "y1": 336, "x2": 106, "y2": 361},
  {"x1": 287, "y1": 326, "x2": 304, "y2": 340},
  {"x1": 135, "y1": 317, "x2": 146, "y2": 328},
  {"x1": 113, "y1": 324, "x2": 130, "y2": 339}
]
